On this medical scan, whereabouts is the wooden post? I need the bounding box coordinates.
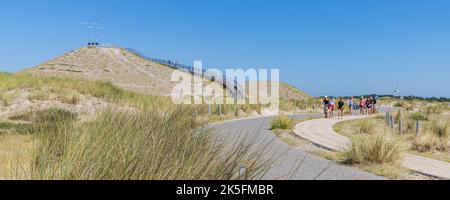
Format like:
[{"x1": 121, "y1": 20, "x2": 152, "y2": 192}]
[
  {"x1": 399, "y1": 118, "x2": 403, "y2": 136},
  {"x1": 208, "y1": 104, "x2": 211, "y2": 115},
  {"x1": 416, "y1": 120, "x2": 420, "y2": 136},
  {"x1": 386, "y1": 112, "x2": 390, "y2": 127},
  {"x1": 313, "y1": 104, "x2": 316, "y2": 110},
  {"x1": 218, "y1": 104, "x2": 222, "y2": 116},
  {"x1": 305, "y1": 104, "x2": 308, "y2": 110},
  {"x1": 390, "y1": 115, "x2": 395, "y2": 130}
]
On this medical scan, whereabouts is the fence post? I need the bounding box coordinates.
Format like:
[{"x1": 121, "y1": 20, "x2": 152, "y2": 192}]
[
  {"x1": 313, "y1": 104, "x2": 316, "y2": 110},
  {"x1": 208, "y1": 104, "x2": 211, "y2": 115},
  {"x1": 399, "y1": 118, "x2": 403, "y2": 136},
  {"x1": 386, "y1": 112, "x2": 390, "y2": 127},
  {"x1": 390, "y1": 115, "x2": 395, "y2": 130},
  {"x1": 218, "y1": 104, "x2": 222, "y2": 116},
  {"x1": 416, "y1": 120, "x2": 420, "y2": 136},
  {"x1": 305, "y1": 104, "x2": 308, "y2": 110}
]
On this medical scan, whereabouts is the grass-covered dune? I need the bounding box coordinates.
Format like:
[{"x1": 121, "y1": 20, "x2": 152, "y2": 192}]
[
  {"x1": 0, "y1": 72, "x2": 309, "y2": 179},
  {"x1": 0, "y1": 72, "x2": 316, "y2": 120},
  {"x1": 0, "y1": 76, "x2": 281, "y2": 179},
  {"x1": 0, "y1": 72, "x2": 173, "y2": 111}
]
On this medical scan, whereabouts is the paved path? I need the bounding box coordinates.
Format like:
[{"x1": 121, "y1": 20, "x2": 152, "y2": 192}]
[
  {"x1": 212, "y1": 114, "x2": 385, "y2": 180},
  {"x1": 294, "y1": 115, "x2": 450, "y2": 180}
]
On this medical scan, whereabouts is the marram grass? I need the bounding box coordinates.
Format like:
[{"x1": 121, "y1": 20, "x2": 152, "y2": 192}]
[{"x1": 29, "y1": 108, "x2": 278, "y2": 180}]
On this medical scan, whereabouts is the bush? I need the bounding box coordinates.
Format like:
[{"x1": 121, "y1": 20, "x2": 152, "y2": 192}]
[
  {"x1": 31, "y1": 108, "x2": 276, "y2": 180},
  {"x1": 270, "y1": 116, "x2": 295, "y2": 130},
  {"x1": 341, "y1": 133, "x2": 405, "y2": 165},
  {"x1": 412, "y1": 133, "x2": 448, "y2": 153}
]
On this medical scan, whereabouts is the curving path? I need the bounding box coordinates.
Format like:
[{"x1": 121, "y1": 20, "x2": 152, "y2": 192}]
[
  {"x1": 294, "y1": 115, "x2": 450, "y2": 180},
  {"x1": 211, "y1": 114, "x2": 386, "y2": 180}
]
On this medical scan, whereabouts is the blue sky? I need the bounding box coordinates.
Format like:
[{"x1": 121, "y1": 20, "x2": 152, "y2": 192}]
[{"x1": 1, "y1": 0, "x2": 449, "y2": 97}]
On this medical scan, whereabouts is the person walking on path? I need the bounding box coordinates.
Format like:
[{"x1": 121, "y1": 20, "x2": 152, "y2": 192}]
[
  {"x1": 329, "y1": 96, "x2": 336, "y2": 118},
  {"x1": 338, "y1": 97, "x2": 345, "y2": 119},
  {"x1": 348, "y1": 97, "x2": 354, "y2": 116},
  {"x1": 323, "y1": 96, "x2": 330, "y2": 118},
  {"x1": 373, "y1": 96, "x2": 378, "y2": 114},
  {"x1": 359, "y1": 96, "x2": 366, "y2": 115},
  {"x1": 366, "y1": 96, "x2": 373, "y2": 117}
]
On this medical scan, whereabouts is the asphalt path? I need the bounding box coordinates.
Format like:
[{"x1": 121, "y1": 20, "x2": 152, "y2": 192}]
[{"x1": 211, "y1": 112, "x2": 386, "y2": 180}]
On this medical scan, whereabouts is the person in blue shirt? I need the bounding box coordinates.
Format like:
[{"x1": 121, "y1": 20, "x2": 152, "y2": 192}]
[{"x1": 348, "y1": 97, "x2": 354, "y2": 116}]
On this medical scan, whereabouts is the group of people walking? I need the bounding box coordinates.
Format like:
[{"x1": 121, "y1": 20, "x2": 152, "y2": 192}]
[{"x1": 322, "y1": 96, "x2": 378, "y2": 119}]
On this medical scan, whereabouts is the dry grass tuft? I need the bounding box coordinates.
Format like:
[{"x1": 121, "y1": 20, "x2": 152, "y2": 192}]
[
  {"x1": 341, "y1": 133, "x2": 405, "y2": 165},
  {"x1": 357, "y1": 120, "x2": 376, "y2": 134},
  {"x1": 412, "y1": 133, "x2": 448, "y2": 153}
]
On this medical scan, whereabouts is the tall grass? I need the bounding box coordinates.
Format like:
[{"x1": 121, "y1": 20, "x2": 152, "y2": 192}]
[
  {"x1": 341, "y1": 133, "x2": 405, "y2": 165},
  {"x1": 424, "y1": 115, "x2": 449, "y2": 138},
  {"x1": 0, "y1": 91, "x2": 16, "y2": 107},
  {"x1": 60, "y1": 91, "x2": 80, "y2": 105},
  {"x1": 411, "y1": 114, "x2": 450, "y2": 152},
  {"x1": 0, "y1": 72, "x2": 172, "y2": 111},
  {"x1": 357, "y1": 120, "x2": 376, "y2": 134},
  {"x1": 412, "y1": 133, "x2": 448, "y2": 153},
  {"x1": 29, "y1": 108, "x2": 277, "y2": 180},
  {"x1": 424, "y1": 104, "x2": 447, "y2": 115}
]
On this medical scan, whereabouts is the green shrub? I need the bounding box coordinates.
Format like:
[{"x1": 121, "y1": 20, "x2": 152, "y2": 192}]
[{"x1": 270, "y1": 116, "x2": 295, "y2": 130}]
